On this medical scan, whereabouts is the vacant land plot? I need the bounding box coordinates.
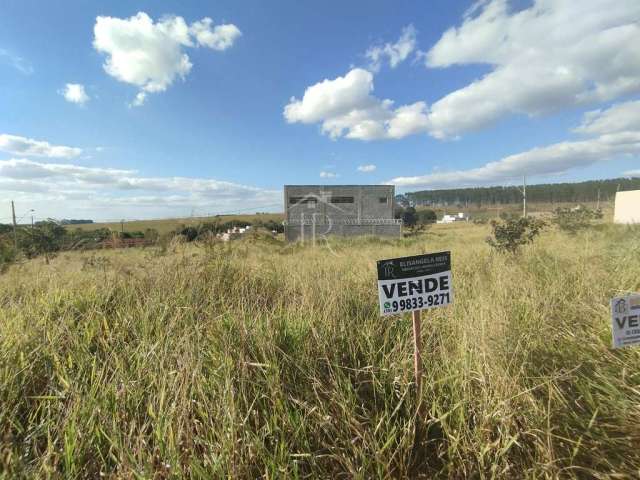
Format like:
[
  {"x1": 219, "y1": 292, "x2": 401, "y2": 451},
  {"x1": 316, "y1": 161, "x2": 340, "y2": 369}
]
[
  {"x1": 1, "y1": 222, "x2": 639, "y2": 477},
  {"x1": 71, "y1": 213, "x2": 284, "y2": 235}
]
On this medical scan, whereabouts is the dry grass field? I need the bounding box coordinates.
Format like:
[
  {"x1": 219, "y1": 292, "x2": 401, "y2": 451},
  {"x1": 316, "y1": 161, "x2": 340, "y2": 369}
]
[
  {"x1": 71, "y1": 213, "x2": 284, "y2": 235},
  {"x1": 67, "y1": 201, "x2": 614, "y2": 236},
  {"x1": 1, "y1": 221, "x2": 639, "y2": 478}
]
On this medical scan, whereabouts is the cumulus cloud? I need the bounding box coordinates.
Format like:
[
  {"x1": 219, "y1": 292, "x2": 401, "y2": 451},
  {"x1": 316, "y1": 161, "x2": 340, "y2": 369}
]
[
  {"x1": 61, "y1": 83, "x2": 90, "y2": 105},
  {"x1": 284, "y1": 69, "x2": 375, "y2": 125},
  {"x1": 573, "y1": 101, "x2": 640, "y2": 136},
  {"x1": 0, "y1": 159, "x2": 132, "y2": 182},
  {"x1": 93, "y1": 12, "x2": 241, "y2": 106},
  {"x1": 625, "y1": 169, "x2": 640, "y2": 177},
  {"x1": 388, "y1": 100, "x2": 640, "y2": 188},
  {"x1": 366, "y1": 25, "x2": 417, "y2": 72},
  {"x1": 287, "y1": 1, "x2": 640, "y2": 141},
  {"x1": 422, "y1": 0, "x2": 640, "y2": 138},
  {"x1": 319, "y1": 171, "x2": 339, "y2": 178},
  {"x1": 284, "y1": 68, "x2": 430, "y2": 140},
  {"x1": 190, "y1": 18, "x2": 242, "y2": 50},
  {"x1": 0, "y1": 158, "x2": 269, "y2": 195},
  {"x1": 357, "y1": 164, "x2": 376, "y2": 172},
  {"x1": 0, "y1": 158, "x2": 280, "y2": 219},
  {"x1": 0, "y1": 134, "x2": 82, "y2": 158}
]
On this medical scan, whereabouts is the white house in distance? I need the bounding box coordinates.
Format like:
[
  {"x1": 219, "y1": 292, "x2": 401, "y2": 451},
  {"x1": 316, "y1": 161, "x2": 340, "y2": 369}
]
[
  {"x1": 217, "y1": 225, "x2": 251, "y2": 242},
  {"x1": 614, "y1": 190, "x2": 640, "y2": 224},
  {"x1": 437, "y1": 212, "x2": 468, "y2": 224}
]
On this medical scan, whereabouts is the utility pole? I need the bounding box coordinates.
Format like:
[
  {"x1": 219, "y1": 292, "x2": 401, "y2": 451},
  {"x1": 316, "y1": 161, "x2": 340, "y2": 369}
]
[
  {"x1": 522, "y1": 175, "x2": 527, "y2": 218},
  {"x1": 516, "y1": 176, "x2": 527, "y2": 218},
  {"x1": 31, "y1": 215, "x2": 34, "y2": 230},
  {"x1": 120, "y1": 219, "x2": 125, "y2": 235},
  {"x1": 597, "y1": 189, "x2": 601, "y2": 210},
  {"x1": 11, "y1": 200, "x2": 17, "y2": 248}
]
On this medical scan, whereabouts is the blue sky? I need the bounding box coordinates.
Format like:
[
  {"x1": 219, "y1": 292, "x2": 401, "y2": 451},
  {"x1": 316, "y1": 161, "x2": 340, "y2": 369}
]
[{"x1": 1, "y1": 0, "x2": 639, "y2": 221}]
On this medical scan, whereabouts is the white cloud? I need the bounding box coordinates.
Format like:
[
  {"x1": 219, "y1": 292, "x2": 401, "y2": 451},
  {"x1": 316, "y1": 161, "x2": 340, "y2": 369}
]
[
  {"x1": 287, "y1": 1, "x2": 640, "y2": 141},
  {"x1": 574, "y1": 101, "x2": 640, "y2": 136},
  {"x1": 0, "y1": 158, "x2": 280, "y2": 220},
  {"x1": 284, "y1": 69, "x2": 375, "y2": 125},
  {"x1": 284, "y1": 68, "x2": 430, "y2": 140},
  {"x1": 387, "y1": 100, "x2": 640, "y2": 188},
  {"x1": 0, "y1": 134, "x2": 82, "y2": 158},
  {"x1": 93, "y1": 12, "x2": 241, "y2": 106},
  {"x1": 366, "y1": 25, "x2": 417, "y2": 72},
  {"x1": 357, "y1": 164, "x2": 376, "y2": 172},
  {"x1": 319, "y1": 171, "x2": 338, "y2": 178},
  {"x1": 131, "y1": 92, "x2": 147, "y2": 107},
  {"x1": 61, "y1": 83, "x2": 90, "y2": 105},
  {"x1": 0, "y1": 159, "x2": 132, "y2": 182},
  {"x1": 0, "y1": 48, "x2": 33, "y2": 75},
  {"x1": 625, "y1": 169, "x2": 640, "y2": 177},
  {"x1": 190, "y1": 18, "x2": 242, "y2": 50},
  {"x1": 422, "y1": 0, "x2": 640, "y2": 138}
]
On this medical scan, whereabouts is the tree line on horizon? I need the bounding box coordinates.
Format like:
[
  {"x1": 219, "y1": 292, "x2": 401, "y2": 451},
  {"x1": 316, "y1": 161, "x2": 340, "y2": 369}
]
[{"x1": 404, "y1": 177, "x2": 640, "y2": 206}]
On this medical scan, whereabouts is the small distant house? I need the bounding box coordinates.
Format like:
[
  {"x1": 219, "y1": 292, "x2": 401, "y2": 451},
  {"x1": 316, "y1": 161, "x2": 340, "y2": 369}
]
[
  {"x1": 437, "y1": 212, "x2": 468, "y2": 224},
  {"x1": 217, "y1": 225, "x2": 251, "y2": 242},
  {"x1": 614, "y1": 190, "x2": 640, "y2": 224}
]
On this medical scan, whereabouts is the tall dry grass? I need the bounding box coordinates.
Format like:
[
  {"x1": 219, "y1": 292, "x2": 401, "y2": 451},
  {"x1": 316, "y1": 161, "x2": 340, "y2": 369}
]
[{"x1": 1, "y1": 223, "x2": 639, "y2": 478}]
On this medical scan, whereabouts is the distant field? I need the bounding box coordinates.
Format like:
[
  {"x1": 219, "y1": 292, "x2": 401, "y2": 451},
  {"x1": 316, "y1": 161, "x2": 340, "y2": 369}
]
[
  {"x1": 69, "y1": 201, "x2": 614, "y2": 234},
  {"x1": 2, "y1": 220, "x2": 639, "y2": 477},
  {"x1": 72, "y1": 212, "x2": 285, "y2": 234},
  {"x1": 423, "y1": 200, "x2": 614, "y2": 221}
]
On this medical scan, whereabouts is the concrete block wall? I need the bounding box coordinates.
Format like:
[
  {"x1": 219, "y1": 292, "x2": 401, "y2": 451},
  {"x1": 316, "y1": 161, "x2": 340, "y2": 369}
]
[
  {"x1": 284, "y1": 223, "x2": 402, "y2": 242},
  {"x1": 284, "y1": 185, "x2": 395, "y2": 224}
]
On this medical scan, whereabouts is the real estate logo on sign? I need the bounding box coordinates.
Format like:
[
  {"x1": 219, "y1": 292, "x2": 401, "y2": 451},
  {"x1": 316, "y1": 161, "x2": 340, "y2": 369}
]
[
  {"x1": 377, "y1": 251, "x2": 453, "y2": 316},
  {"x1": 611, "y1": 293, "x2": 640, "y2": 348}
]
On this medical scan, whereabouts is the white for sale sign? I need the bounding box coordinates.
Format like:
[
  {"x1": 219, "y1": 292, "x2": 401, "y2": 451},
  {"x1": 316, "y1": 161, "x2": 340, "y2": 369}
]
[
  {"x1": 377, "y1": 251, "x2": 453, "y2": 316},
  {"x1": 611, "y1": 293, "x2": 640, "y2": 348}
]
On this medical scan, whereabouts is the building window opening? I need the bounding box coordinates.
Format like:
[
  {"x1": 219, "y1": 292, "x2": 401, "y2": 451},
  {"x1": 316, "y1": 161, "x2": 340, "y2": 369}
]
[
  {"x1": 330, "y1": 196, "x2": 354, "y2": 204},
  {"x1": 379, "y1": 197, "x2": 388, "y2": 204},
  {"x1": 289, "y1": 196, "x2": 317, "y2": 205}
]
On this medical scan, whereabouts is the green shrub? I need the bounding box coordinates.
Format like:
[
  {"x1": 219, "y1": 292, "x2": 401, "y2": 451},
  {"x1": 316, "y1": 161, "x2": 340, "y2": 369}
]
[
  {"x1": 144, "y1": 228, "x2": 160, "y2": 243},
  {"x1": 253, "y1": 219, "x2": 284, "y2": 233},
  {"x1": 416, "y1": 209, "x2": 437, "y2": 224},
  {"x1": 486, "y1": 217, "x2": 545, "y2": 253},
  {"x1": 18, "y1": 221, "x2": 66, "y2": 260},
  {"x1": 176, "y1": 226, "x2": 199, "y2": 242},
  {"x1": 0, "y1": 235, "x2": 18, "y2": 271},
  {"x1": 401, "y1": 206, "x2": 417, "y2": 227},
  {"x1": 552, "y1": 205, "x2": 603, "y2": 234},
  {"x1": 120, "y1": 230, "x2": 145, "y2": 239}
]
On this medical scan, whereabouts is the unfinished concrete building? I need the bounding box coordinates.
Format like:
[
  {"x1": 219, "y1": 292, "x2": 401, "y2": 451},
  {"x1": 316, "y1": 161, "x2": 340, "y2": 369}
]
[{"x1": 283, "y1": 185, "x2": 402, "y2": 242}]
